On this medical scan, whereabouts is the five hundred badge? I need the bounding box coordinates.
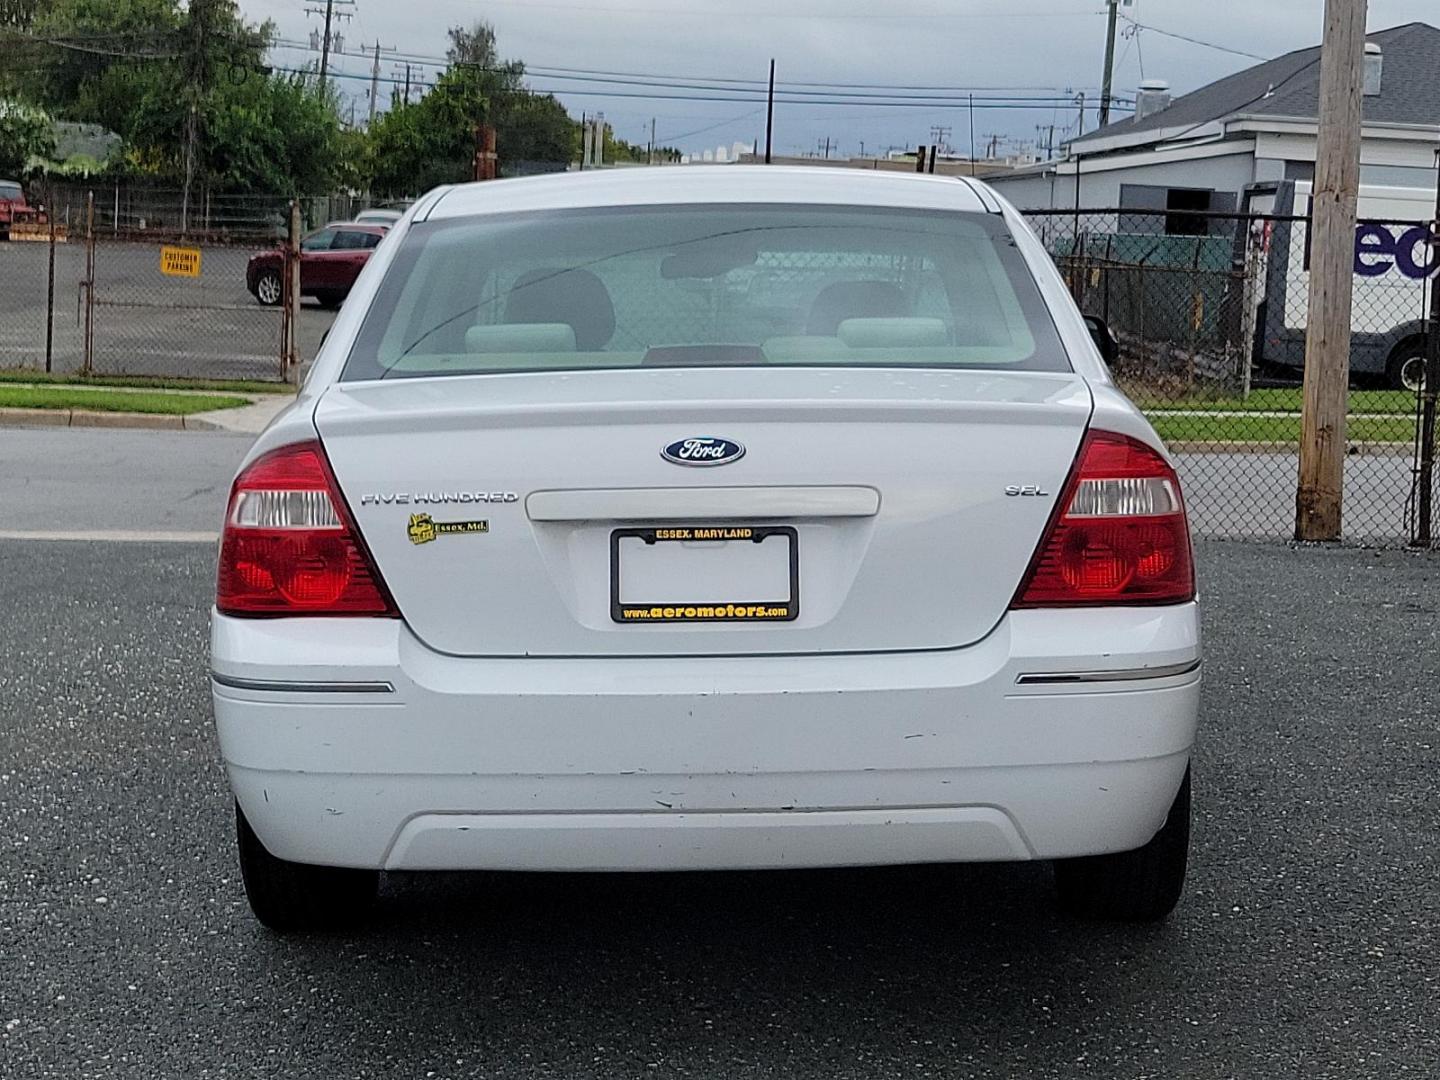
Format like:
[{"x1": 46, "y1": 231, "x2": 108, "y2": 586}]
[{"x1": 407, "y1": 513, "x2": 489, "y2": 545}]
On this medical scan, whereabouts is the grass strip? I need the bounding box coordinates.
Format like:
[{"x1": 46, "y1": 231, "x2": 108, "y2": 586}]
[
  {"x1": 0, "y1": 368, "x2": 291, "y2": 395},
  {"x1": 0, "y1": 386, "x2": 250, "y2": 415}
]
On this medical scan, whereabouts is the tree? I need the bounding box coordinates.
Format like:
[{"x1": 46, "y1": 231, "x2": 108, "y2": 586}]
[
  {"x1": 0, "y1": 0, "x2": 52, "y2": 26},
  {"x1": 365, "y1": 20, "x2": 574, "y2": 197},
  {"x1": 11, "y1": 0, "x2": 345, "y2": 193},
  {"x1": 0, "y1": 100, "x2": 54, "y2": 175}
]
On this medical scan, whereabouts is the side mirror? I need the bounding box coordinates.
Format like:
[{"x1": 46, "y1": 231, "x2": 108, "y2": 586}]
[{"x1": 1083, "y1": 314, "x2": 1120, "y2": 365}]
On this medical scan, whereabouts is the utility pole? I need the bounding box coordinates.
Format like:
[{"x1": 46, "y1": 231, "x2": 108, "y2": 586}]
[
  {"x1": 390, "y1": 62, "x2": 414, "y2": 105},
  {"x1": 1075, "y1": 91, "x2": 1087, "y2": 136},
  {"x1": 819, "y1": 136, "x2": 832, "y2": 159},
  {"x1": 181, "y1": 0, "x2": 218, "y2": 236},
  {"x1": 305, "y1": 0, "x2": 355, "y2": 93},
  {"x1": 929, "y1": 125, "x2": 952, "y2": 156},
  {"x1": 1099, "y1": 0, "x2": 1120, "y2": 127},
  {"x1": 1296, "y1": 0, "x2": 1368, "y2": 541},
  {"x1": 1037, "y1": 124, "x2": 1057, "y2": 160},
  {"x1": 367, "y1": 40, "x2": 396, "y2": 126},
  {"x1": 764, "y1": 59, "x2": 775, "y2": 164},
  {"x1": 969, "y1": 94, "x2": 976, "y2": 175},
  {"x1": 648, "y1": 117, "x2": 656, "y2": 165}
]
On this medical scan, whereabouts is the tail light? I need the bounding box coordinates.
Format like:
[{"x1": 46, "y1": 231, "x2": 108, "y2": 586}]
[
  {"x1": 1012, "y1": 430, "x2": 1194, "y2": 607},
  {"x1": 217, "y1": 441, "x2": 396, "y2": 617}
]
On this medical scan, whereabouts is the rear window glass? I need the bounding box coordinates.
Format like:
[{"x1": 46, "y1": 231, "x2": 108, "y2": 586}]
[
  {"x1": 0, "y1": 183, "x2": 23, "y2": 201},
  {"x1": 342, "y1": 204, "x2": 1068, "y2": 380}
]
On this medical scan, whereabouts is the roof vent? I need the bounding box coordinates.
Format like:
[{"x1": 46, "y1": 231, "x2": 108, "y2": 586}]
[
  {"x1": 1135, "y1": 79, "x2": 1173, "y2": 120},
  {"x1": 1364, "y1": 42, "x2": 1383, "y2": 97}
]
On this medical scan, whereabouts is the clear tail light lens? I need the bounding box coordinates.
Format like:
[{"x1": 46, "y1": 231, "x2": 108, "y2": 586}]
[
  {"x1": 1012, "y1": 430, "x2": 1195, "y2": 607},
  {"x1": 217, "y1": 442, "x2": 397, "y2": 617}
]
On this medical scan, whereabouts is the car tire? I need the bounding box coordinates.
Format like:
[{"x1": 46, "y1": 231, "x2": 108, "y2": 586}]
[
  {"x1": 1052, "y1": 765, "x2": 1190, "y2": 922},
  {"x1": 253, "y1": 270, "x2": 283, "y2": 307},
  {"x1": 1385, "y1": 341, "x2": 1427, "y2": 393},
  {"x1": 235, "y1": 803, "x2": 379, "y2": 932}
]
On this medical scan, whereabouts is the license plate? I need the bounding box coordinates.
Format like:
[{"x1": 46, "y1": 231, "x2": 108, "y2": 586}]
[{"x1": 611, "y1": 525, "x2": 799, "y2": 624}]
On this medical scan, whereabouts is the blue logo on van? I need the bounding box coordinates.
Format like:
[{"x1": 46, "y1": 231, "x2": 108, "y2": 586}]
[
  {"x1": 661, "y1": 437, "x2": 746, "y2": 467},
  {"x1": 1355, "y1": 224, "x2": 1439, "y2": 280}
]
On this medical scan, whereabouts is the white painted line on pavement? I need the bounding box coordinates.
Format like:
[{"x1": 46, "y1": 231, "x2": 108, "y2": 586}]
[{"x1": 0, "y1": 529, "x2": 219, "y2": 543}]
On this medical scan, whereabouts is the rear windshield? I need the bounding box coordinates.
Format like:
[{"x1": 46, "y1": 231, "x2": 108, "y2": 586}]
[
  {"x1": 342, "y1": 203, "x2": 1069, "y2": 380},
  {"x1": 0, "y1": 183, "x2": 23, "y2": 201}
]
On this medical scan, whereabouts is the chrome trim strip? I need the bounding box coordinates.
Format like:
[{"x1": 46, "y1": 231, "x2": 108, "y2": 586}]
[
  {"x1": 1014, "y1": 659, "x2": 1201, "y2": 686},
  {"x1": 211, "y1": 673, "x2": 395, "y2": 694},
  {"x1": 526, "y1": 485, "x2": 881, "y2": 522}
]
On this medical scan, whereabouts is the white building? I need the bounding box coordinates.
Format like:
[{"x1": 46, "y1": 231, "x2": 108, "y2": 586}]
[{"x1": 989, "y1": 21, "x2": 1440, "y2": 224}]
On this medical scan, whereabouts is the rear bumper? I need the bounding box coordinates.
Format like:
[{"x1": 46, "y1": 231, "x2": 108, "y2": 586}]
[{"x1": 211, "y1": 605, "x2": 1201, "y2": 871}]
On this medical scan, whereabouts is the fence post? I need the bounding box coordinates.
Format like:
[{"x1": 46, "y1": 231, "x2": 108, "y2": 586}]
[
  {"x1": 82, "y1": 191, "x2": 95, "y2": 376},
  {"x1": 283, "y1": 199, "x2": 302, "y2": 383},
  {"x1": 1413, "y1": 158, "x2": 1440, "y2": 547},
  {"x1": 45, "y1": 182, "x2": 56, "y2": 373}
]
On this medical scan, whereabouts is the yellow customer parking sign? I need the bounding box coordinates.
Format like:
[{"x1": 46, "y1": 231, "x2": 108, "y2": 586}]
[{"x1": 159, "y1": 245, "x2": 202, "y2": 278}]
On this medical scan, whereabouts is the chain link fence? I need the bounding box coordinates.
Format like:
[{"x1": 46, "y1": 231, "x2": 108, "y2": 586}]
[
  {"x1": 0, "y1": 189, "x2": 349, "y2": 382},
  {"x1": 1021, "y1": 208, "x2": 1435, "y2": 546},
  {"x1": 2, "y1": 188, "x2": 1435, "y2": 544}
]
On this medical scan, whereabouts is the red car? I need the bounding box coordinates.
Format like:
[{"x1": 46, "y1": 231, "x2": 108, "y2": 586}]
[
  {"x1": 246, "y1": 223, "x2": 388, "y2": 308},
  {"x1": 0, "y1": 179, "x2": 29, "y2": 238}
]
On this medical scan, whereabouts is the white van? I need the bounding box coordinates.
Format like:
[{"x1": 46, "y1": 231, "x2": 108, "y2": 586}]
[{"x1": 1266, "y1": 180, "x2": 1433, "y2": 390}]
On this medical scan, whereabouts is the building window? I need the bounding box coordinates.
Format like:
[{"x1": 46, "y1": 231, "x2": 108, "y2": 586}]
[{"x1": 1165, "y1": 189, "x2": 1212, "y2": 236}]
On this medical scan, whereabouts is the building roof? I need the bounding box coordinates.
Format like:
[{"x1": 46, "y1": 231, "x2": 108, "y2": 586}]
[
  {"x1": 1072, "y1": 21, "x2": 1440, "y2": 150},
  {"x1": 427, "y1": 165, "x2": 995, "y2": 220}
]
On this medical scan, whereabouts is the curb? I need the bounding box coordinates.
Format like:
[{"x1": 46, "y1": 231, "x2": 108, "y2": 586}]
[{"x1": 0, "y1": 406, "x2": 226, "y2": 431}]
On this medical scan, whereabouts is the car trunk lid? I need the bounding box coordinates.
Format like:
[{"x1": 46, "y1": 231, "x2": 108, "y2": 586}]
[{"x1": 315, "y1": 367, "x2": 1092, "y2": 657}]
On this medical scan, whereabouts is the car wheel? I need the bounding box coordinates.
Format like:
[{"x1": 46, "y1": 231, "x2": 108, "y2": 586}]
[
  {"x1": 1385, "y1": 342, "x2": 1428, "y2": 393},
  {"x1": 1053, "y1": 765, "x2": 1190, "y2": 922},
  {"x1": 235, "y1": 803, "x2": 379, "y2": 932},
  {"x1": 254, "y1": 270, "x2": 283, "y2": 307}
]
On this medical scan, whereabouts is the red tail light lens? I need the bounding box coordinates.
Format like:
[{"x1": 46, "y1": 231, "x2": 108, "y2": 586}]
[
  {"x1": 1013, "y1": 430, "x2": 1195, "y2": 607},
  {"x1": 217, "y1": 442, "x2": 396, "y2": 617}
]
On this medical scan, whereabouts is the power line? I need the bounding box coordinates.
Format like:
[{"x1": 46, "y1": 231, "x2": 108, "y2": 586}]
[
  {"x1": 270, "y1": 64, "x2": 1137, "y2": 112},
  {"x1": 1117, "y1": 15, "x2": 1269, "y2": 62},
  {"x1": 416, "y1": 0, "x2": 1096, "y2": 19},
  {"x1": 269, "y1": 40, "x2": 1113, "y2": 95},
  {"x1": 658, "y1": 109, "x2": 767, "y2": 143}
]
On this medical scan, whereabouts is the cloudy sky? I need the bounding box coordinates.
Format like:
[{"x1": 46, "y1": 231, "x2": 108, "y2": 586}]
[{"x1": 242, "y1": 0, "x2": 1432, "y2": 158}]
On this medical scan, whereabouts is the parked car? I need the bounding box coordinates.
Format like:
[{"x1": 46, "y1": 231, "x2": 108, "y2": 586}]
[
  {"x1": 0, "y1": 179, "x2": 29, "y2": 238},
  {"x1": 212, "y1": 167, "x2": 1200, "y2": 932},
  {"x1": 352, "y1": 208, "x2": 404, "y2": 226},
  {"x1": 245, "y1": 223, "x2": 389, "y2": 308}
]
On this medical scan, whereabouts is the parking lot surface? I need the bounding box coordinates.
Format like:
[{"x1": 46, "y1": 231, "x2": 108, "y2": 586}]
[
  {"x1": 2, "y1": 538, "x2": 1437, "y2": 1078},
  {"x1": 0, "y1": 240, "x2": 335, "y2": 381}
]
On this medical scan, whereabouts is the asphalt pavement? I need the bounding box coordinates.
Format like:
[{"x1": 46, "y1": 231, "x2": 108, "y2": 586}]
[
  {"x1": 0, "y1": 240, "x2": 334, "y2": 382},
  {"x1": 0, "y1": 428, "x2": 254, "y2": 539},
  {"x1": 1, "y1": 533, "x2": 1439, "y2": 1078}
]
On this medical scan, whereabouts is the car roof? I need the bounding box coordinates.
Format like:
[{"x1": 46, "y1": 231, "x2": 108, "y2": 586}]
[
  {"x1": 322, "y1": 221, "x2": 390, "y2": 232},
  {"x1": 424, "y1": 165, "x2": 996, "y2": 221}
]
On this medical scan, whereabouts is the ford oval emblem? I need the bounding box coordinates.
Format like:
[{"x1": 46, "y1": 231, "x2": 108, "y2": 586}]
[{"x1": 661, "y1": 436, "x2": 746, "y2": 467}]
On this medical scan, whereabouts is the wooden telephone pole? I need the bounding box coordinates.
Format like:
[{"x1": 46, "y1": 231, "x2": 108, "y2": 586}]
[
  {"x1": 1296, "y1": 0, "x2": 1368, "y2": 541},
  {"x1": 1099, "y1": 0, "x2": 1120, "y2": 127}
]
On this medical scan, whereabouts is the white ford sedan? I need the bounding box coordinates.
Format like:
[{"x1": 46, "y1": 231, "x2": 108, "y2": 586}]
[{"x1": 211, "y1": 167, "x2": 1200, "y2": 931}]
